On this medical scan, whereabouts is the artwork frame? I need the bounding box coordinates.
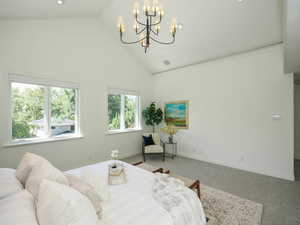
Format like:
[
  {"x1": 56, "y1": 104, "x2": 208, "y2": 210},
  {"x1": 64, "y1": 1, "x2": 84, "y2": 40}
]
[{"x1": 164, "y1": 100, "x2": 189, "y2": 129}]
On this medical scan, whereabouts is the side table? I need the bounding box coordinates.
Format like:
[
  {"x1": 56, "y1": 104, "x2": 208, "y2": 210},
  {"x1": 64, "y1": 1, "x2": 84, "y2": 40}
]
[{"x1": 164, "y1": 141, "x2": 178, "y2": 159}]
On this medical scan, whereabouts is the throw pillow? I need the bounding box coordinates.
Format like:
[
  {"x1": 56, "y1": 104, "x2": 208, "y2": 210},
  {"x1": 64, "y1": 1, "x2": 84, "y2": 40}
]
[
  {"x1": 16, "y1": 152, "x2": 50, "y2": 185},
  {"x1": 25, "y1": 162, "x2": 68, "y2": 199},
  {"x1": 143, "y1": 135, "x2": 155, "y2": 146},
  {"x1": 81, "y1": 168, "x2": 110, "y2": 202},
  {"x1": 65, "y1": 173, "x2": 103, "y2": 219},
  {"x1": 37, "y1": 179, "x2": 98, "y2": 225}
]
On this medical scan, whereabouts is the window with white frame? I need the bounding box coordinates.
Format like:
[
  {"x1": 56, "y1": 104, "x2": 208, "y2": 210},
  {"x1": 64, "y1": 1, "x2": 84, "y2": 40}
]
[
  {"x1": 9, "y1": 75, "x2": 80, "y2": 143},
  {"x1": 107, "y1": 89, "x2": 140, "y2": 132}
]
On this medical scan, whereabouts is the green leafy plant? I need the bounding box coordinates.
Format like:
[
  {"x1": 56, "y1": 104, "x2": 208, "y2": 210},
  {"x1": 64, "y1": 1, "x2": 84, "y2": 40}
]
[{"x1": 142, "y1": 102, "x2": 163, "y2": 133}]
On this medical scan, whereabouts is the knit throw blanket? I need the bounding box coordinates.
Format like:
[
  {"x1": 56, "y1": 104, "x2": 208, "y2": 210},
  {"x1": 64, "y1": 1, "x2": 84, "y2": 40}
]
[{"x1": 152, "y1": 174, "x2": 206, "y2": 225}]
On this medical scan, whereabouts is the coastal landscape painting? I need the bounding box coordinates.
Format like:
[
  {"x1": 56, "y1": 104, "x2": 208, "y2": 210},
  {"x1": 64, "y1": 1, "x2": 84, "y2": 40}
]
[{"x1": 165, "y1": 101, "x2": 189, "y2": 129}]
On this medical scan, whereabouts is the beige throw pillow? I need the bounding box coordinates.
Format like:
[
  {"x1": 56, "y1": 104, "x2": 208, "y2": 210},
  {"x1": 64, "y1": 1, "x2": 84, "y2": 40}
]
[
  {"x1": 81, "y1": 169, "x2": 110, "y2": 202},
  {"x1": 37, "y1": 179, "x2": 98, "y2": 225},
  {"x1": 25, "y1": 162, "x2": 68, "y2": 199},
  {"x1": 16, "y1": 152, "x2": 50, "y2": 185},
  {"x1": 65, "y1": 173, "x2": 103, "y2": 219}
]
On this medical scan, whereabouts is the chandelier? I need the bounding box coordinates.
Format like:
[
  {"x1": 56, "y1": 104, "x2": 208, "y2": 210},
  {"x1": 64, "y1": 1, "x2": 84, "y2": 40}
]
[{"x1": 117, "y1": 0, "x2": 179, "y2": 53}]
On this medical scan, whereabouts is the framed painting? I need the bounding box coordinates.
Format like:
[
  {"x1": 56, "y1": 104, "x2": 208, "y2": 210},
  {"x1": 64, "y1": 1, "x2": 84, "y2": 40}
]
[{"x1": 164, "y1": 100, "x2": 189, "y2": 129}]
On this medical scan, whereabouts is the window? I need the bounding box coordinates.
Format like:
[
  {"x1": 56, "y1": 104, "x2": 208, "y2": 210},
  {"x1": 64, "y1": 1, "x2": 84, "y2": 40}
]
[
  {"x1": 107, "y1": 89, "x2": 140, "y2": 133},
  {"x1": 9, "y1": 74, "x2": 80, "y2": 144}
]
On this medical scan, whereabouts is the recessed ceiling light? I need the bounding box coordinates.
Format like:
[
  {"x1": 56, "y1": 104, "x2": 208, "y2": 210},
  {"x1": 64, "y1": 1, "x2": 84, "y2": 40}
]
[
  {"x1": 163, "y1": 60, "x2": 171, "y2": 66},
  {"x1": 237, "y1": 0, "x2": 244, "y2": 2},
  {"x1": 177, "y1": 23, "x2": 184, "y2": 30},
  {"x1": 57, "y1": 0, "x2": 65, "y2": 5}
]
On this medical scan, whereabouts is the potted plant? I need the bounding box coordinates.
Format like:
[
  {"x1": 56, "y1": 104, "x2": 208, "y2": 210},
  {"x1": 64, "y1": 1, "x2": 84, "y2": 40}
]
[{"x1": 142, "y1": 102, "x2": 163, "y2": 133}]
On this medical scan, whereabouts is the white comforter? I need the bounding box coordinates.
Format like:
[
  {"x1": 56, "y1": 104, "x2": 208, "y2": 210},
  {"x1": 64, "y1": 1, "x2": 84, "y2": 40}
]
[{"x1": 67, "y1": 161, "x2": 206, "y2": 225}]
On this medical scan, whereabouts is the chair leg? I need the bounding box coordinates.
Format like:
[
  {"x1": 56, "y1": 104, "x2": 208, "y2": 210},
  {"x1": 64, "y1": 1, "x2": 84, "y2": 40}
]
[
  {"x1": 143, "y1": 152, "x2": 146, "y2": 162},
  {"x1": 190, "y1": 180, "x2": 201, "y2": 200},
  {"x1": 162, "y1": 144, "x2": 165, "y2": 161},
  {"x1": 196, "y1": 182, "x2": 201, "y2": 199}
]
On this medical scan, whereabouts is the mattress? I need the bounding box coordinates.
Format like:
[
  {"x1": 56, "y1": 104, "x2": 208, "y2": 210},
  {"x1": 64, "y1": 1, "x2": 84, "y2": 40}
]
[{"x1": 67, "y1": 161, "x2": 173, "y2": 225}]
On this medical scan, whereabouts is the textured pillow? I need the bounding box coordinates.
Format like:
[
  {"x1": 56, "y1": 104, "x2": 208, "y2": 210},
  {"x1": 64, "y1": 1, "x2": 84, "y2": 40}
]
[
  {"x1": 65, "y1": 173, "x2": 103, "y2": 219},
  {"x1": 37, "y1": 179, "x2": 98, "y2": 225},
  {"x1": 81, "y1": 169, "x2": 110, "y2": 202},
  {"x1": 143, "y1": 135, "x2": 155, "y2": 146},
  {"x1": 16, "y1": 152, "x2": 50, "y2": 185},
  {"x1": 25, "y1": 162, "x2": 68, "y2": 199}
]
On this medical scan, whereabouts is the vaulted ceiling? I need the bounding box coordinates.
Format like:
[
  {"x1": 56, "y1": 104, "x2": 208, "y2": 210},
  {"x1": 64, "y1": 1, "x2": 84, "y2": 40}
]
[
  {"x1": 0, "y1": 0, "x2": 283, "y2": 74},
  {"x1": 0, "y1": 0, "x2": 110, "y2": 19}
]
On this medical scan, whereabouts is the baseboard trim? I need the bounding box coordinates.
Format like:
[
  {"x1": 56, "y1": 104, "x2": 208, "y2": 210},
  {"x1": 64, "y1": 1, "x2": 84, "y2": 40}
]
[{"x1": 178, "y1": 152, "x2": 295, "y2": 181}]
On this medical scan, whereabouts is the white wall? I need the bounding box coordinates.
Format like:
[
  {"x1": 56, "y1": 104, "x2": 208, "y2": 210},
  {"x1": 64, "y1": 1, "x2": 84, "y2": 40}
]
[
  {"x1": 294, "y1": 85, "x2": 300, "y2": 159},
  {"x1": 284, "y1": 0, "x2": 300, "y2": 73},
  {"x1": 154, "y1": 45, "x2": 295, "y2": 180},
  {"x1": 0, "y1": 18, "x2": 153, "y2": 170},
  {"x1": 0, "y1": 19, "x2": 295, "y2": 181}
]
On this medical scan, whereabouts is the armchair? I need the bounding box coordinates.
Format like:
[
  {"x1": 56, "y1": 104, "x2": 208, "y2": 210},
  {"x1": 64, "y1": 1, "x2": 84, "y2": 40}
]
[{"x1": 142, "y1": 133, "x2": 165, "y2": 162}]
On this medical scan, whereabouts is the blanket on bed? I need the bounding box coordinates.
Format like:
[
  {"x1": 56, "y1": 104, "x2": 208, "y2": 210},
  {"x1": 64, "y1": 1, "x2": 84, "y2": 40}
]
[{"x1": 153, "y1": 173, "x2": 206, "y2": 225}]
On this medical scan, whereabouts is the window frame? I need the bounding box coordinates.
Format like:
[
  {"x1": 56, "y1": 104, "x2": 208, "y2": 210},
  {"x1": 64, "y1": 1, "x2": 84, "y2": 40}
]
[
  {"x1": 106, "y1": 88, "x2": 141, "y2": 134},
  {"x1": 7, "y1": 74, "x2": 81, "y2": 146}
]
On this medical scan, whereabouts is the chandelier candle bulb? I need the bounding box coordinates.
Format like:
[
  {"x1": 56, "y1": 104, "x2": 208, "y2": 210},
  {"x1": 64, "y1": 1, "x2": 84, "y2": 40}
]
[
  {"x1": 133, "y1": 2, "x2": 140, "y2": 15},
  {"x1": 156, "y1": 25, "x2": 160, "y2": 33},
  {"x1": 133, "y1": 23, "x2": 139, "y2": 32},
  {"x1": 117, "y1": 16, "x2": 123, "y2": 28},
  {"x1": 159, "y1": 4, "x2": 164, "y2": 16},
  {"x1": 155, "y1": 6, "x2": 160, "y2": 13}
]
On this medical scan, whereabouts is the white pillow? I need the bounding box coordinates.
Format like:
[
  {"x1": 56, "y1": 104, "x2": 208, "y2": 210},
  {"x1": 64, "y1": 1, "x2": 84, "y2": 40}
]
[
  {"x1": 81, "y1": 169, "x2": 110, "y2": 202},
  {"x1": 0, "y1": 190, "x2": 39, "y2": 225},
  {"x1": 16, "y1": 152, "x2": 50, "y2": 185},
  {"x1": 65, "y1": 173, "x2": 103, "y2": 219},
  {"x1": 37, "y1": 179, "x2": 98, "y2": 225},
  {"x1": 25, "y1": 162, "x2": 68, "y2": 199},
  {"x1": 0, "y1": 168, "x2": 23, "y2": 199}
]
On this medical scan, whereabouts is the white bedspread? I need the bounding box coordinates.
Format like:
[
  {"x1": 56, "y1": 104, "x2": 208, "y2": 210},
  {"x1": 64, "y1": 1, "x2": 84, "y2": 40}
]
[{"x1": 67, "y1": 161, "x2": 205, "y2": 225}]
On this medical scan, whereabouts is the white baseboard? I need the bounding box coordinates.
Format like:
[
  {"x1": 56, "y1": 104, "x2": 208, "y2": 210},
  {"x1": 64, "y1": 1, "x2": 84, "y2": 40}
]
[{"x1": 178, "y1": 152, "x2": 295, "y2": 181}]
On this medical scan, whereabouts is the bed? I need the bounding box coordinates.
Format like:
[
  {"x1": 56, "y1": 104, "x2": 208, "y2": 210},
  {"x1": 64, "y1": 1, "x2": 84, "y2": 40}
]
[
  {"x1": 68, "y1": 161, "x2": 174, "y2": 225},
  {"x1": 0, "y1": 160, "x2": 206, "y2": 225}
]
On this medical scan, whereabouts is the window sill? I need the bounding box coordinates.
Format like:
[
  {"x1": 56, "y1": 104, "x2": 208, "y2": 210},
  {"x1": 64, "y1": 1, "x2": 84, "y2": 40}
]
[
  {"x1": 2, "y1": 134, "x2": 84, "y2": 148},
  {"x1": 106, "y1": 128, "x2": 143, "y2": 135}
]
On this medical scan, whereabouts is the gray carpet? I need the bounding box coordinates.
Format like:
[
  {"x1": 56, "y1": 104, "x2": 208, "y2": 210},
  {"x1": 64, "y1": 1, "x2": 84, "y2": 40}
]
[{"x1": 123, "y1": 155, "x2": 300, "y2": 225}]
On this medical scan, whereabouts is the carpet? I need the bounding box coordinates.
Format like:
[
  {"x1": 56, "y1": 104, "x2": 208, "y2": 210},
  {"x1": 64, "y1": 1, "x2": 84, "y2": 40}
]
[{"x1": 202, "y1": 185, "x2": 263, "y2": 225}]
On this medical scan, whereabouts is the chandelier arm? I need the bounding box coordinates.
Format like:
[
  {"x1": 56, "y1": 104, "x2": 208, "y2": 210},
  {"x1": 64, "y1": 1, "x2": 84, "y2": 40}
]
[
  {"x1": 120, "y1": 35, "x2": 146, "y2": 44},
  {"x1": 150, "y1": 28, "x2": 159, "y2": 36},
  {"x1": 150, "y1": 15, "x2": 162, "y2": 26},
  {"x1": 136, "y1": 27, "x2": 146, "y2": 35},
  {"x1": 150, "y1": 35, "x2": 176, "y2": 45},
  {"x1": 135, "y1": 16, "x2": 147, "y2": 26}
]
